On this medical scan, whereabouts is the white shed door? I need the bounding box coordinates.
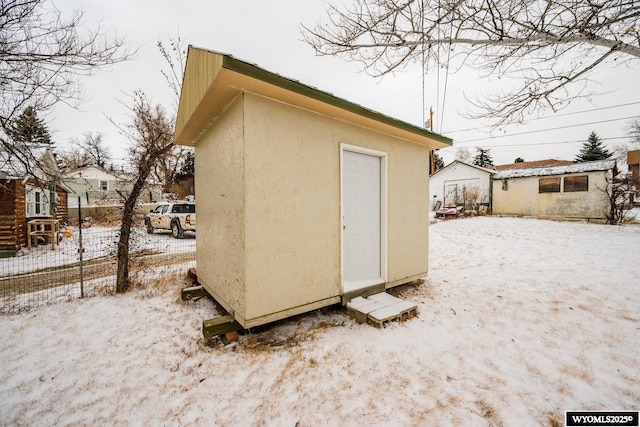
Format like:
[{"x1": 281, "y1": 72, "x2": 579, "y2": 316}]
[{"x1": 342, "y1": 149, "x2": 383, "y2": 292}]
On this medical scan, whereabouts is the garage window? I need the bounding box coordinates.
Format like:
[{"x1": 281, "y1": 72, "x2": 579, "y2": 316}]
[
  {"x1": 539, "y1": 177, "x2": 561, "y2": 193},
  {"x1": 564, "y1": 175, "x2": 588, "y2": 192}
]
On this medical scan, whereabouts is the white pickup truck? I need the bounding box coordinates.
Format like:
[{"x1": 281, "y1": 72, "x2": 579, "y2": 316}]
[{"x1": 144, "y1": 202, "x2": 196, "y2": 238}]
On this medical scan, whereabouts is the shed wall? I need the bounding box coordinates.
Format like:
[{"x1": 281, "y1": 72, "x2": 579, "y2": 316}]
[
  {"x1": 0, "y1": 180, "x2": 22, "y2": 251},
  {"x1": 242, "y1": 92, "x2": 429, "y2": 324},
  {"x1": 55, "y1": 187, "x2": 68, "y2": 223},
  {"x1": 243, "y1": 93, "x2": 341, "y2": 322},
  {"x1": 195, "y1": 95, "x2": 246, "y2": 317},
  {"x1": 492, "y1": 171, "x2": 610, "y2": 219}
]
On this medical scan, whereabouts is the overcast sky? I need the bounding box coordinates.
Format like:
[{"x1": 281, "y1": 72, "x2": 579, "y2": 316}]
[{"x1": 50, "y1": 0, "x2": 640, "y2": 166}]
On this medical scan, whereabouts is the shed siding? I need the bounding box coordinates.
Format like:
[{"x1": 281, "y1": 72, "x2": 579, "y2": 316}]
[
  {"x1": 55, "y1": 187, "x2": 68, "y2": 223},
  {"x1": 336, "y1": 108, "x2": 429, "y2": 289},
  {"x1": 194, "y1": 94, "x2": 246, "y2": 317},
  {"x1": 243, "y1": 92, "x2": 342, "y2": 321},
  {"x1": 2, "y1": 180, "x2": 26, "y2": 251},
  {"x1": 176, "y1": 49, "x2": 224, "y2": 141},
  {"x1": 0, "y1": 180, "x2": 20, "y2": 251},
  {"x1": 492, "y1": 171, "x2": 610, "y2": 219},
  {"x1": 242, "y1": 92, "x2": 429, "y2": 323}
]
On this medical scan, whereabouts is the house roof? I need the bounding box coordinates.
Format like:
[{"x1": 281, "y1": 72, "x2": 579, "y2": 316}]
[
  {"x1": 175, "y1": 46, "x2": 452, "y2": 149},
  {"x1": 494, "y1": 159, "x2": 574, "y2": 171},
  {"x1": 628, "y1": 150, "x2": 640, "y2": 165},
  {"x1": 493, "y1": 159, "x2": 616, "y2": 179},
  {"x1": 430, "y1": 160, "x2": 495, "y2": 177},
  {"x1": 0, "y1": 144, "x2": 58, "y2": 180},
  {"x1": 62, "y1": 165, "x2": 121, "y2": 181}
]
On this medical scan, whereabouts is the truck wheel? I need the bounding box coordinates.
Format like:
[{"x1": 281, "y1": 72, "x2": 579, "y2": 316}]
[
  {"x1": 171, "y1": 220, "x2": 184, "y2": 239},
  {"x1": 145, "y1": 219, "x2": 154, "y2": 234}
]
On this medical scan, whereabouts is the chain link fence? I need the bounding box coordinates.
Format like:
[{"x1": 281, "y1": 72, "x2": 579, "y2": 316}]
[{"x1": 0, "y1": 225, "x2": 196, "y2": 314}]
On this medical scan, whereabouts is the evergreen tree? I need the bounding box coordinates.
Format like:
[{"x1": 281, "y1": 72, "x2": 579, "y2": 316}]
[
  {"x1": 473, "y1": 147, "x2": 494, "y2": 168},
  {"x1": 575, "y1": 132, "x2": 612, "y2": 162},
  {"x1": 7, "y1": 106, "x2": 52, "y2": 145},
  {"x1": 514, "y1": 157, "x2": 524, "y2": 163},
  {"x1": 431, "y1": 150, "x2": 445, "y2": 173},
  {"x1": 174, "y1": 150, "x2": 194, "y2": 182}
]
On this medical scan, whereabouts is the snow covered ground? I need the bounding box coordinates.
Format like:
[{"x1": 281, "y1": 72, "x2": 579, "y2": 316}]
[
  {"x1": 1, "y1": 217, "x2": 638, "y2": 426},
  {"x1": 0, "y1": 225, "x2": 195, "y2": 277}
]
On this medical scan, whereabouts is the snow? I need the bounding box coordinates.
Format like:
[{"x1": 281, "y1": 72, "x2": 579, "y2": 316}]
[
  {"x1": 0, "y1": 225, "x2": 195, "y2": 276},
  {"x1": 1, "y1": 217, "x2": 638, "y2": 426},
  {"x1": 493, "y1": 159, "x2": 616, "y2": 179}
]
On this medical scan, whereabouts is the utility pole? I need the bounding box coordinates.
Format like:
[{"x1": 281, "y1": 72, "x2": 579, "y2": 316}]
[{"x1": 429, "y1": 107, "x2": 435, "y2": 174}]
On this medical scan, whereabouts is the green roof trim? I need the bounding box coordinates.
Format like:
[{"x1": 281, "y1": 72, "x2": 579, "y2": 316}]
[{"x1": 221, "y1": 55, "x2": 452, "y2": 146}]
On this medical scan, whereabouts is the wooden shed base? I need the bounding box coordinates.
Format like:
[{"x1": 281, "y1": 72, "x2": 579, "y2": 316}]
[
  {"x1": 181, "y1": 278, "x2": 243, "y2": 339},
  {"x1": 346, "y1": 292, "x2": 418, "y2": 328}
]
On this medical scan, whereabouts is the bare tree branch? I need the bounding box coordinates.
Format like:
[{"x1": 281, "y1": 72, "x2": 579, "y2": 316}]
[
  {"x1": 112, "y1": 90, "x2": 174, "y2": 293},
  {"x1": 0, "y1": 0, "x2": 132, "y2": 177},
  {"x1": 302, "y1": 0, "x2": 640, "y2": 124}
]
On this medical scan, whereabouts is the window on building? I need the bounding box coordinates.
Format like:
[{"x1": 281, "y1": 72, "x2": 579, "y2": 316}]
[
  {"x1": 26, "y1": 187, "x2": 50, "y2": 217},
  {"x1": 564, "y1": 175, "x2": 588, "y2": 192},
  {"x1": 539, "y1": 177, "x2": 561, "y2": 193},
  {"x1": 100, "y1": 180, "x2": 108, "y2": 191}
]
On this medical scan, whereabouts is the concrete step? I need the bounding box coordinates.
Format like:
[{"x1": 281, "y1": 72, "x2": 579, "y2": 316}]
[{"x1": 346, "y1": 292, "x2": 418, "y2": 327}]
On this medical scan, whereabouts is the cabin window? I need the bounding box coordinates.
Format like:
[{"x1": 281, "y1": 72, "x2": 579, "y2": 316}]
[
  {"x1": 100, "y1": 180, "x2": 108, "y2": 191},
  {"x1": 26, "y1": 187, "x2": 50, "y2": 217},
  {"x1": 564, "y1": 175, "x2": 588, "y2": 192},
  {"x1": 539, "y1": 177, "x2": 561, "y2": 193}
]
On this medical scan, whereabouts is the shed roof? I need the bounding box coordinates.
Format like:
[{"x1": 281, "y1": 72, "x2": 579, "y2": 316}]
[
  {"x1": 494, "y1": 159, "x2": 573, "y2": 171},
  {"x1": 430, "y1": 160, "x2": 495, "y2": 177},
  {"x1": 175, "y1": 47, "x2": 452, "y2": 149},
  {"x1": 493, "y1": 159, "x2": 616, "y2": 179}
]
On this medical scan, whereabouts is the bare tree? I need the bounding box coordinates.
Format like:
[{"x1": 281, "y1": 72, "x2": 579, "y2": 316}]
[
  {"x1": 70, "y1": 131, "x2": 111, "y2": 169},
  {"x1": 0, "y1": 0, "x2": 131, "y2": 176},
  {"x1": 57, "y1": 145, "x2": 90, "y2": 170},
  {"x1": 157, "y1": 35, "x2": 187, "y2": 113},
  {"x1": 113, "y1": 91, "x2": 174, "y2": 293},
  {"x1": 303, "y1": 0, "x2": 640, "y2": 124},
  {"x1": 152, "y1": 35, "x2": 192, "y2": 195},
  {"x1": 110, "y1": 36, "x2": 189, "y2": 293},
  {"x1": 600, "y1": 171, "x2": 631, "y2": 224},
  {"x1": 455, "y1": 147, "x2": 472, "y2": 163},
  {"x1": 629, "y1": 118, "x2": 640, "y2": 144}
]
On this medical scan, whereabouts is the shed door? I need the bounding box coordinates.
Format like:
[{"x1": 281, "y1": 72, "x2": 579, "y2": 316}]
[{"x1": 342, "y1": 148, "x2": 384, "y2": 292}]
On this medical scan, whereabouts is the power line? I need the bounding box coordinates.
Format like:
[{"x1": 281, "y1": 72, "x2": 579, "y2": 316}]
[
  {"x1": 444, "y1": 101, "x2": 640, "y2": 134},
  {"x1": 439, "y1": 135, "x2": 631, "y2": 151},
  {"x1": 453, "y1": 115, "x2": 639, "y2": 144}
]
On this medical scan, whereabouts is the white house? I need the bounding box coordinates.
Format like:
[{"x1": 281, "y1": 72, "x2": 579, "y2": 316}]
[
  {"x1": 429, "y1": 160, "x2": 494, "y2": 212},
  {"x1": 62, "y1": 166, "x2": 129, "y2": 207}
]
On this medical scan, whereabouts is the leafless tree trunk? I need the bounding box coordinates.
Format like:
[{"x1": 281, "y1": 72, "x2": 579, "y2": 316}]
[
  {"x1": 303, "y1": 0, "x2": 640, "y2": 125},
  {"x1": 114, "y1": 91, "x2": 173, "y2": 293}
]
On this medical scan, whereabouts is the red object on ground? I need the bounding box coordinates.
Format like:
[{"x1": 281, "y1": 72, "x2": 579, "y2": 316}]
[
  {"x1": 435, "y1": 205, "x2": 459, "y2": 218},
  {"x1": 222, "y1": 331, "x2": 239, "y2": 345}
]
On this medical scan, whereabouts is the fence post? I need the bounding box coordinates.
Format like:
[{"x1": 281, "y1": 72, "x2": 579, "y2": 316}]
[{"x1": 78, "y1": 196, "x2": 84, "y2": 298}]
